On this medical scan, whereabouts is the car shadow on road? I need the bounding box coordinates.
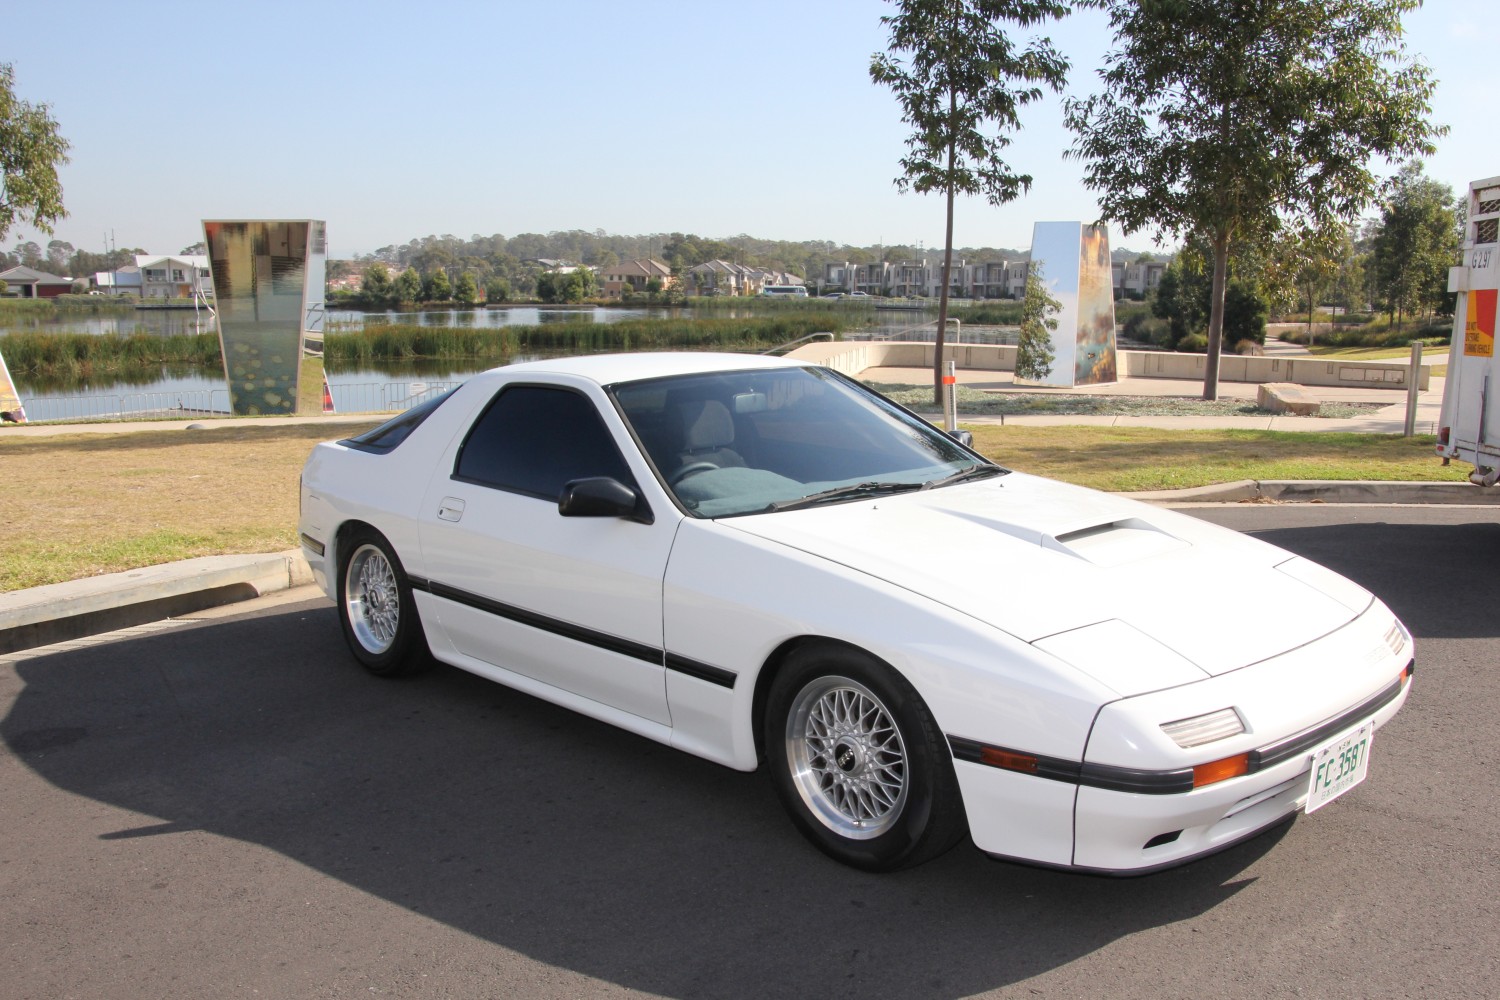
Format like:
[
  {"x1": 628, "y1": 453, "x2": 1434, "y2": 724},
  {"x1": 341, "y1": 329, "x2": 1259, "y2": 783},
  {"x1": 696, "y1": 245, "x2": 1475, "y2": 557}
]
[{"x1": 3, "y1": 602, "x2": 1287, "y2": 999}]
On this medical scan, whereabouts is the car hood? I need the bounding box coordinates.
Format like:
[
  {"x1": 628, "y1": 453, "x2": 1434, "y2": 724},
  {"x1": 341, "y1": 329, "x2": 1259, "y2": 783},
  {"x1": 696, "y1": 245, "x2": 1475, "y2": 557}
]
[{"x1": 725, "y1": 472, "x2": 1371, "y2": 685}]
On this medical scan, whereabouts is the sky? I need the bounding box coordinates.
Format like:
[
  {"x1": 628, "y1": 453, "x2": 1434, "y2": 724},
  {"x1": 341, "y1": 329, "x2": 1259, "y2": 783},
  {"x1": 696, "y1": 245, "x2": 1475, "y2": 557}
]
[{"x1": 4, "y1": 0, "x2": 1492, "y2": 261}]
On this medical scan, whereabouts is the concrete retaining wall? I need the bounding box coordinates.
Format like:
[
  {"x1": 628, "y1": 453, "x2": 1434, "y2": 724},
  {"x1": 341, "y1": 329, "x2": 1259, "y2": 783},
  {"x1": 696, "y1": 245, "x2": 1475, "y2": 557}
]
[{"x1": 790, "y1": 340, "x2": 1429, "y2": 390}]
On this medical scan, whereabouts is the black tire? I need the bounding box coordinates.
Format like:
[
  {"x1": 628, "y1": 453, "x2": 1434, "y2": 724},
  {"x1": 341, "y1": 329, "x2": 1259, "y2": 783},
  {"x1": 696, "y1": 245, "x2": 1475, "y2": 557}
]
[
  {"x1": 335, "y1": 526, "x2": 432, "y2": 677},
  {"x1": 764, "y1": 645, "x2": 966, "y2": 871}
]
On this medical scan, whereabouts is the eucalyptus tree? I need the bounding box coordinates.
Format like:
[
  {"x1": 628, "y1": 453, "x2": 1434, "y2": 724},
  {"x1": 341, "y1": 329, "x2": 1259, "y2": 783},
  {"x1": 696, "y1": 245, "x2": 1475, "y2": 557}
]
[
  {"x1": 871, "y1": 0, "x2": 1069, "y2": 404},
  {"x1": 423, "y1": 267, "x2": 453, "y2": 303},
  {"x1": 1370, "y1": 161, "x2": 1459, "y2": 332},
  {"x1": 361, "y1": 263, "x2": 395, "y2": 309},
  {"x1": 454, "y1": 271, "x2": 481, "y2": 306},
  {"x1": 392, "y1": 266, "x2": 422, "y2": 306},
  {"x1": 1064, "y1": 0, "x2": 1442, "y2": 399},
  {"x1": 0, "y1": 63, "x2": 69, "y2": 243}
]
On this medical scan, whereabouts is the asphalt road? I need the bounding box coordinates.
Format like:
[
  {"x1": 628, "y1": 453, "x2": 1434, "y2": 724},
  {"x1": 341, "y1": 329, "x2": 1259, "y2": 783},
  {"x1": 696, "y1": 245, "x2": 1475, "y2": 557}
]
[{"x1": 2, "y1": 504, "x2": 1497, "y2": 999}]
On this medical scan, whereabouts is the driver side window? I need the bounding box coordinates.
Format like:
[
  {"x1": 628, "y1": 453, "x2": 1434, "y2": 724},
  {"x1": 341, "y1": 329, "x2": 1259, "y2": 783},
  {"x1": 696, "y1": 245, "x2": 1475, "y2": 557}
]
[{"x1": 454, "y1": 385, "x2": 635, "y2": 501}]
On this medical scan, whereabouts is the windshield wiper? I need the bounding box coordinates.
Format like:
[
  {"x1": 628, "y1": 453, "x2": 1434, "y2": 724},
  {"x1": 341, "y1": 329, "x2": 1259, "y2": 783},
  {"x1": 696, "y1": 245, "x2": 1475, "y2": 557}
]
[
  {"x1": 920, "y1": 464, "x2": 1008, "y2": 491},
  {"x1": 765, "y1": 480, "x2": 927, "y2": 513}
]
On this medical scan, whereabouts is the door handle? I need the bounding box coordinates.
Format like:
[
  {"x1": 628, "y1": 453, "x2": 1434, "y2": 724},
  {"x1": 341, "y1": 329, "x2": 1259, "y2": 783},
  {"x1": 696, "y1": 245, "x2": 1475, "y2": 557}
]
[{"x1": 437, "y1": 497, "x2": 465, "y2": 522}]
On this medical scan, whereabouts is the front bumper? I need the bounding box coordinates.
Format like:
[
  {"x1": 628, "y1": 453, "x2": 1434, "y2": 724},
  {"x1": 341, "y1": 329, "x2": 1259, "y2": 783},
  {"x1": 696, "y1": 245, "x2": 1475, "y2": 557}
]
[{"x1": 951, "y1": 601, "x2": 1414, "y2": 873}]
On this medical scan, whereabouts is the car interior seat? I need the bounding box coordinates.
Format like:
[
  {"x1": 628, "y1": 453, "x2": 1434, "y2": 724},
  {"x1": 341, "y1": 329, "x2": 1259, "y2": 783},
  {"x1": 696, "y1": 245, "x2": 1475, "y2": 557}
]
[{"x1": 676, "y1": 399, "x2": 746, "y2": 471}]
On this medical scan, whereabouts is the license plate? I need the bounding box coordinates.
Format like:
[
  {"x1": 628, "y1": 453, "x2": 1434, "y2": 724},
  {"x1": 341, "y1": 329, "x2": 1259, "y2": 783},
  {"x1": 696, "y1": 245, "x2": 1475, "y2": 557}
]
[{"x1": 1306, "y1": 721, "x2": 1374, "y2": 813}]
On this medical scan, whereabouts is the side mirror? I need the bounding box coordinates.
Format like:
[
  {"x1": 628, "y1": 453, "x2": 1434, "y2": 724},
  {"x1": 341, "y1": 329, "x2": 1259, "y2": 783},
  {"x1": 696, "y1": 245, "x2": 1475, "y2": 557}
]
[
  {"x1": 559, "y1": 477, "x2": 653, "y2": 524},
  {"x1": 947, "y1": 429, "x2": 974, "y2": 447}
]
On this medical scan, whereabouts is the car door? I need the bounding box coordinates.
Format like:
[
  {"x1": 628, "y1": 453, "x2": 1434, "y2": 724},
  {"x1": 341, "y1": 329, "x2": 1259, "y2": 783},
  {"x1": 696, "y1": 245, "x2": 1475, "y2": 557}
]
[{"x1": 416, "y1": 378, "x2": 676, "y2": 726}]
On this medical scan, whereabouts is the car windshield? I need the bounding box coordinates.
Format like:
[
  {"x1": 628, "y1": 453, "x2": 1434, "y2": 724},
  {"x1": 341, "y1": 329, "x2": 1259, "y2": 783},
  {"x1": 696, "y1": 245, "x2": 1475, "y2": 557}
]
[{"x1": 610, "y1": 366, "x2": 1005, "y2": 517}]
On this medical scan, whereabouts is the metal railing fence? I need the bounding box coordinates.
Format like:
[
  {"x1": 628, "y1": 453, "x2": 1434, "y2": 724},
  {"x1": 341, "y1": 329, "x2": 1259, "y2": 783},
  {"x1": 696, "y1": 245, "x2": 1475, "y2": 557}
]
[{"x1": 19, "y1": 380, "x2": 464, "y2": 424}]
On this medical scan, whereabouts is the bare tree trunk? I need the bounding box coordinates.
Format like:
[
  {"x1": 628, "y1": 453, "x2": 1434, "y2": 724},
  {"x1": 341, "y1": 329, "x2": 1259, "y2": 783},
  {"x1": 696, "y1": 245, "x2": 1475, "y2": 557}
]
[{"x1": 1203, "y1": 229, "x2": 1230, "y2": 401}]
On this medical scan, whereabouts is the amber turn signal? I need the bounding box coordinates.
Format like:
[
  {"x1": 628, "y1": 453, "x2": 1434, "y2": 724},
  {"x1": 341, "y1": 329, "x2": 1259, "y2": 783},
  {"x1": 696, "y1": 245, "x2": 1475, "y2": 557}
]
[
  {"x1": 1192, "y1": 753, "x2": 1250, "y2": 788},
  {"x1": 980, "y1": 746, "x2": 1039, "y2": 774}
]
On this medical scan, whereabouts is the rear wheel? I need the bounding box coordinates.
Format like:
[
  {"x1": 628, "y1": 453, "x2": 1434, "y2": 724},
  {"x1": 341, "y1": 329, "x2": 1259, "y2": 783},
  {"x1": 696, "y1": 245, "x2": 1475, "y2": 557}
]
[
  {"x1": 765, "y1": 646, "x2": 966, "y2": 871},
  {"x1": 337, "y1": 527, "x2": 431, "y2": 677}
]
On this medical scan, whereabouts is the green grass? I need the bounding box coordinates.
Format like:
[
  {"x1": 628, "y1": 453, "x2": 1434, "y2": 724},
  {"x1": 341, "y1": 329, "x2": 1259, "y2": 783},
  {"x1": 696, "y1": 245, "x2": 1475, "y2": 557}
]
[{"x1": 971, "y1": 425, "x2": 1463, "y2": 492}]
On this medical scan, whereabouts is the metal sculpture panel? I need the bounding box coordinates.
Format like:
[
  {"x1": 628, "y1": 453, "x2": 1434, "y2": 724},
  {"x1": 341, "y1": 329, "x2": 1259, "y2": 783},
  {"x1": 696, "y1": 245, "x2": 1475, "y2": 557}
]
[
  {"x1": 1024, "y1": 222, "x2": 1118, "y2": 387},
  {"x1": 203, "y1": 220, "x2": 326, "y2": 415}
]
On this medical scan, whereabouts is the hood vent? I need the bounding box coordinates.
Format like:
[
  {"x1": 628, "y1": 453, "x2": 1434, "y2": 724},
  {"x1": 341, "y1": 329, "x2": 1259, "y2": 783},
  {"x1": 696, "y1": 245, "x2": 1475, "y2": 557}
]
[{"x1": 1041, "y1": 517, "x2": 1188, "y2": 567}]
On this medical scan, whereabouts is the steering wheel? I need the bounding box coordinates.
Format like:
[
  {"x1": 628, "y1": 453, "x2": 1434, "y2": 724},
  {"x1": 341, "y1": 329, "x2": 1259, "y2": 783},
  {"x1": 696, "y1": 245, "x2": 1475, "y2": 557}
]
[{"x1": 671, "y1": 462, "x2": 719, "y2": 486}]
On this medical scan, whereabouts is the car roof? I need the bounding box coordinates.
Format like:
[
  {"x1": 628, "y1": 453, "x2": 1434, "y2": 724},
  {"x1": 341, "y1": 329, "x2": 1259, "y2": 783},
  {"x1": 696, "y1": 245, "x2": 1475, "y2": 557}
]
[{"x1": 485, "y1": 351, "x2": 807, "y2": 386}]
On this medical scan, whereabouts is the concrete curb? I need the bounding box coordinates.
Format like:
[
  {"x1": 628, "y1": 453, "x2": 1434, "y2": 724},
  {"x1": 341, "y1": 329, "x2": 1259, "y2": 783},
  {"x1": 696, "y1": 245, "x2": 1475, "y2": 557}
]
[
  {"x1": 1123, "y1": 480, "x2": 1500, "y2": 505},
  {"x1": 0, "y1": 549, "x2": 313, "y2": 655}
]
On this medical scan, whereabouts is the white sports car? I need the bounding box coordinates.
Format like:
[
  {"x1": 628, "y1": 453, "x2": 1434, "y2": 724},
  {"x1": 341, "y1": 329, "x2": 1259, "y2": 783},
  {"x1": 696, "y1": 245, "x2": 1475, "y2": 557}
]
[{"x1": 298, "y1": 353, "x2": 1413, "y2": 873}]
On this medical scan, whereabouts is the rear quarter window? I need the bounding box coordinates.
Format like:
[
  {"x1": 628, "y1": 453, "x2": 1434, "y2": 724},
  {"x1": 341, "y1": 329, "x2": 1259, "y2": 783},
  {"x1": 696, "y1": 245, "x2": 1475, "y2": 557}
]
[{"x1": 341, "y1": 388, "x2": 456, "y2": 453}]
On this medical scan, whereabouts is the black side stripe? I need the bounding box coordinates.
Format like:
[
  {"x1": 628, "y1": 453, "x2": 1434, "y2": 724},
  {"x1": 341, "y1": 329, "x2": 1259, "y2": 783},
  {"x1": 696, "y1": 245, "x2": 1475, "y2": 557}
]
[
  {"x1": 665, "y1": 654, "x2": 737, "y2": 689},
  {"x1": 408, "y1": 576, "x2": 737, "y2": 689},
  {"x1": 949, "y1": 662, "x2": 1412, "y2": 796}
]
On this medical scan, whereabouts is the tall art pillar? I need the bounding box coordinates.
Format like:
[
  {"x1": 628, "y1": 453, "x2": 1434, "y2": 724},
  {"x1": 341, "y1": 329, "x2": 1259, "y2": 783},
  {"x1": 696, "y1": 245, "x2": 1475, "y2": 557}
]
[
  {"x1": 203, "y1": 220, "x2": 326, "y2": 415},
  {"x1": 1022, "y1": 222, "x2": 1118, "y2": 387}
]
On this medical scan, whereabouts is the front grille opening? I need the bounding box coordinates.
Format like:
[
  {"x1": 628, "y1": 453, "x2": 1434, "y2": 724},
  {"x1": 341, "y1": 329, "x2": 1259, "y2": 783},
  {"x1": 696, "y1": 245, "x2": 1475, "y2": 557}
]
[
  {"x1": 1476, "y1": 218, "x2": 1498, "y2": 245},
  {"x1": 1144, "y1": 831, "x2": 1183, "y2": 850}
]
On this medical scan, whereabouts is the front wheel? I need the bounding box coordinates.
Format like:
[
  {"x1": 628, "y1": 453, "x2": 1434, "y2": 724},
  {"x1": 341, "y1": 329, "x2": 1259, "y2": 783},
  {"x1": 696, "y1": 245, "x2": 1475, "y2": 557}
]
[
  {"x1": 336, "y1": 527, "x2": 431, "y2": 677},
  {"x1": 764, "y1": 646, "x2": 966, "y2": 871}
]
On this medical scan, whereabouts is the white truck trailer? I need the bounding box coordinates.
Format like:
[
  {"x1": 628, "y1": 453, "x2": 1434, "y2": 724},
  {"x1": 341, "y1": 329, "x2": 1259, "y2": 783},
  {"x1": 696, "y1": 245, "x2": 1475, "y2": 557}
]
[{"x1": 1437, "y1": 175, "x2": 1500, "y2": 485}]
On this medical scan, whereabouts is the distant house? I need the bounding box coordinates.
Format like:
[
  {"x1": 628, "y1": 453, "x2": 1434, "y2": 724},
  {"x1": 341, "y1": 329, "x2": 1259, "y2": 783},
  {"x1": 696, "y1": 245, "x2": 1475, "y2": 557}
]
[
  {"x1": 744, "y1": 268, "x2": 804, "y2": 295},
  {"x1": 1112, "y1": 259, "x2": 1166, "y2": 298},
  {"x1": 133, "y1": 255, "x2": 212, "y2": 300},
  {"x1": 523, "y1": 258, "x2": 579, "y2": 273},
  {"x1": 92, "y1": 265, "x2": 142, "y2": 296},
  {"x1": 326, "y1": 271, "x2": 363, "y2": 293},
  {"x1": 599, "y1": 258, "x2": 672, "y2": 299},
  {"x1": 0, "y1": 265, "x2": 74, "y2": 298},
  {"x1": 687, "y1": 259, "x2": 753, "y2": 296}
]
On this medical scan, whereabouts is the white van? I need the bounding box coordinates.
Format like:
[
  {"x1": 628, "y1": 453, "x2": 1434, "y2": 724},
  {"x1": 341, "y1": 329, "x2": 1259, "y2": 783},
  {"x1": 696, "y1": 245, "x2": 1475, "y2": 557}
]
[{"x1": 760, "y1": 285, "x2": 808, "y2": 298}]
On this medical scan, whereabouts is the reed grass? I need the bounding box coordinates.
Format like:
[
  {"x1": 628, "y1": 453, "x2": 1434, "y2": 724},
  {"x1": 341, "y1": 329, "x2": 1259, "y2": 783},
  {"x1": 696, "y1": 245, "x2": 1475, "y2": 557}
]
[
  {"x1": 323, "y1": 314, "x2": 859, "y2": 364},
  {"x1": 1, "y1": 331, "x2": 222, "y2": 387}
]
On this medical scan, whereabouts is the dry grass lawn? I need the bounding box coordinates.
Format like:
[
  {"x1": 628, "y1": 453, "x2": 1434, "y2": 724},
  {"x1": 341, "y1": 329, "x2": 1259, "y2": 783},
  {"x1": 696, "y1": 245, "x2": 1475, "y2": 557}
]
[{"x1": 1, "y1": 422, "x2": 377, "y2": 591}]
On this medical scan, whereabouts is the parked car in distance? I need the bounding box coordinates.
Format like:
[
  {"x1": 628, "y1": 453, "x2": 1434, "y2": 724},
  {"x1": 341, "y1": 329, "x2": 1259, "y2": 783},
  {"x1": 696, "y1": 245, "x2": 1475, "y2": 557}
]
[{"x1": 299, "y1": 353, "x2": 1414, "y2": 873}]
